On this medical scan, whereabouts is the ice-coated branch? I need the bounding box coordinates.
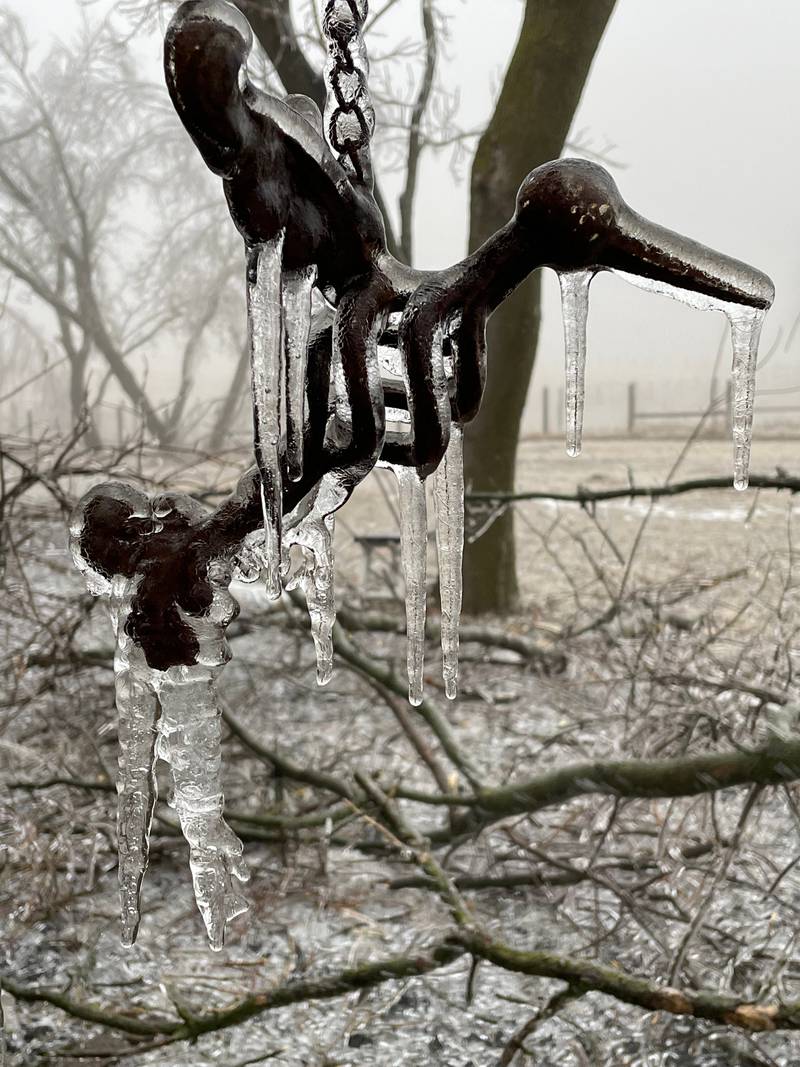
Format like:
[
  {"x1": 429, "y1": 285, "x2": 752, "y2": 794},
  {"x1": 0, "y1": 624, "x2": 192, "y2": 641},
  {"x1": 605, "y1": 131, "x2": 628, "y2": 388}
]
[
  {"x1": 17, "y1": 716, "x2": 800, "y2": 835},
  {"x1": 315, "y1": 600, "x2": 484, "y2": 790},
  {"x1": 398, "y1": 0, "x2": 438, "y2": 261},
  {"x1": 429, "y1": 714, "x2": 800, "y2": 843},
  {"x1": 6, "y1": 929, "x2": 800, "y2": 1046},
  {"x1": 466, "y1": 471, "x2": 800, "y2": 507},
  {"x1": 334, "y1": 601, "x2": 565, "y2": 670}
]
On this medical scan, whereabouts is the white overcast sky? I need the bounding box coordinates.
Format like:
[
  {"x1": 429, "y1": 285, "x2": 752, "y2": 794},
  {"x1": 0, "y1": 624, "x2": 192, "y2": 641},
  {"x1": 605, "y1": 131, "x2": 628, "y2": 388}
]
[{"x1": 8, "y1": 0, "x2": 799, "y2": 434}]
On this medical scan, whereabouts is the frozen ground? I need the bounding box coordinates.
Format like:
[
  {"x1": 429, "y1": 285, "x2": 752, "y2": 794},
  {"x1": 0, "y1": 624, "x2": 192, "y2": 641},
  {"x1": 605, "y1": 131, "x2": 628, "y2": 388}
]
[{"x1": 2, "y1": 434, "x2": 800, "y2": 1066}]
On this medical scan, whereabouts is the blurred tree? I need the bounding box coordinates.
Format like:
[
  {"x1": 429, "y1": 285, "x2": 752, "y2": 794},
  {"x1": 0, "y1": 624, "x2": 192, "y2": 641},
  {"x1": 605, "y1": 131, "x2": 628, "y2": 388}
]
[
  {"x1": 463, "y1": 0, "x2": 617, "y2": 613},
  {"x1": 0, "y1": 10, "x2": 243, "y2": 445}
]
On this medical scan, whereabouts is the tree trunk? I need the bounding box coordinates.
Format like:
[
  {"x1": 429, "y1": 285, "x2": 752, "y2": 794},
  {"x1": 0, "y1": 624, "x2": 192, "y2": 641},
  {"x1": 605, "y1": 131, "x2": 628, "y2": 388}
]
[
  {"x1": 463, "y1": 0, "x2": 616, "y2": 614},
  {"x1": 208, "y1": 342, "x2": 249, "y2": 452}
]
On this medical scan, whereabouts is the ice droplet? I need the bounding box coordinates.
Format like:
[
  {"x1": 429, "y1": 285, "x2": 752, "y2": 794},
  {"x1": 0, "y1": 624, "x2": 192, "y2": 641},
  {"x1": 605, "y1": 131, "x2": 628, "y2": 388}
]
[
  {"x1": 231, "y1": 530, "x2": 265, "y2": 584},
  {"x1": 728, "y1": 306, "x2": 764, "y2": 491},
  {"x1": 286, "y1": 514, "x2": 337, "y2": 686},
  {"x1": 247, "y1": 233, "x2": 286, "y2": 600},
  {"x1": 392, "y1": 465, "x2": 428, "y2": 706},
  {"x1": 559, "y1": 270, "x2": 594, "y2": 457},
  {"x1": 433, "y1": 424, "x2": 464, "y2": 701},
  {"x1": 282, "y1": 266, "x2": 317, "y2": 482},
  {"x1": 613, "y1": 270, "x2": 766, "y2": 489}
]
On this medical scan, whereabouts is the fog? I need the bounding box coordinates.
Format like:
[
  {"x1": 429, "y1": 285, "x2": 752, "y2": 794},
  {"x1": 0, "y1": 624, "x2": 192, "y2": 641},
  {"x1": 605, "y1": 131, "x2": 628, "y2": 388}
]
[{"x1": 4, "y1": 0, "x2": 798, "y2": 439}]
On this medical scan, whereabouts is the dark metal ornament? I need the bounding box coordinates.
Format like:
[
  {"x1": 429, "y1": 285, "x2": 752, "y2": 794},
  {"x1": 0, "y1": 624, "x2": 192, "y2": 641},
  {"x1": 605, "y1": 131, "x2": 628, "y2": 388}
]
[{"x1": 70, "y1": 0, "x2": 775, "y2": 948}]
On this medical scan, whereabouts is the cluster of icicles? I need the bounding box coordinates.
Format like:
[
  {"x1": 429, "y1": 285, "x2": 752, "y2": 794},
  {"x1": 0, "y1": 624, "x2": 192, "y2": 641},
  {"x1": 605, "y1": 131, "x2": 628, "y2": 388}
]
[
  {"x1": 248, "y1": 259, "x2": 765, "y2": 712},
  {"x1": 560, "y1": 269, "x2": 765, "y2": 489},
  {"x1": 243, "y1": 233, "x2": 464, "y2": 707}
]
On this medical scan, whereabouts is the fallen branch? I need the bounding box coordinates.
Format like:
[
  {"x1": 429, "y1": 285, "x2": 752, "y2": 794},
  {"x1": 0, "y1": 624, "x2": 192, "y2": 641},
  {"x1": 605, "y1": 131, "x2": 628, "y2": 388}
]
[
  {"x1": 6, "y1": 927, "x2": 800, "y2": 1048},
  {"x1": 458, "y1": 931, "x2": 800, "y2": 1033},
  {"x1": 436, "y1": 723, "x2": 800, "y2": 842},
  {"x1": 335, "y1": 604, "x2": 565, "y2": 671},
  {"x1": 18, "y1": 715, "x2": 800, "y2": 852},
  {"x1": 467, "y1": 472, "x2": 800, "y2": 507}
]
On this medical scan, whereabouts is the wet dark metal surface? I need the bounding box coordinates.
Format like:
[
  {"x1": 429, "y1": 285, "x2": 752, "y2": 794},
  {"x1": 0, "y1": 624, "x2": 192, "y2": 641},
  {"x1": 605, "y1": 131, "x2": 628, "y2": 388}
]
[{"x1": 75, "y1": 0, "x2": 774, "y2": 672}]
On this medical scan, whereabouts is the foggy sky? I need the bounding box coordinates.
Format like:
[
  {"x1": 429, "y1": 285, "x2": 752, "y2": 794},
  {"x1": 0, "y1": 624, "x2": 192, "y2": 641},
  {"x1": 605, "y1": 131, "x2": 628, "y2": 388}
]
[{"x1": 8, "y1": 0, "x2": 799, "y2": 441}]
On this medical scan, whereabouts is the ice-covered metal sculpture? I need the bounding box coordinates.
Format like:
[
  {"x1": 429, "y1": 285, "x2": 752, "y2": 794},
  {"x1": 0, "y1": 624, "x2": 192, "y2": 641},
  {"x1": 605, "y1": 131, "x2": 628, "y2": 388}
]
[{"x1": 70, "y1": 0, "x2": 775, "y2": 947}]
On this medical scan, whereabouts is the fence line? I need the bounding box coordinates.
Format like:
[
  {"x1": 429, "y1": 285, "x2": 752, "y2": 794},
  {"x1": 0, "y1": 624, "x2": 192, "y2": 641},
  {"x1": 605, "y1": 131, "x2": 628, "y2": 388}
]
[{"x1": 536, "y1": 382, "x2": 800, "y2": 438}]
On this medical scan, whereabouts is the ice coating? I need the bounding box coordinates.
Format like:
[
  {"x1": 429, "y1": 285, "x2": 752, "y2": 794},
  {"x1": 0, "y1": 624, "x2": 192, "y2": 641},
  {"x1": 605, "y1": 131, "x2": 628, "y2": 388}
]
[
  {"x1": 392, "y1": 464, "x2": 428, "y2": 706},
  {"x1": 283, "y1": 266, "x2": 317, "y2": 482},
  {"x1": 156, "y1": 671, "x2": 249, "y2": 951},
  {"x1": 322, "y1": 0, "x2": 375, "y2": 186},
  {"x1": 433, "y1": 424, "x2": 464, "y2": 700},
  {"x1": 248, "y1": 233, "x2": 286, "y2": 599},
  {"x1": 70, "y1": 487, "x2": 249, "y2": 950},
  {"x1": 613, "y1": 270, "x2": 767, "y2": 489},
  {"x1": 231, "y1": 530, "x2": 267, "y2": 584},
  {"x1": 286, "y1": 513, "x2": 337, "y2": 686},
  {"x1": 559, "y1": 270, "x2": 594, "y2": 458}
]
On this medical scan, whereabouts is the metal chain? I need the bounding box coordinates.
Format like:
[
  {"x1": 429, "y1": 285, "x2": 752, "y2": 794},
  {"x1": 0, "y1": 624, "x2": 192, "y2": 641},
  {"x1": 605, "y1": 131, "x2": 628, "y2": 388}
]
[{"x1": 322, "y1": 0, "x2": 375, "y2": 187}]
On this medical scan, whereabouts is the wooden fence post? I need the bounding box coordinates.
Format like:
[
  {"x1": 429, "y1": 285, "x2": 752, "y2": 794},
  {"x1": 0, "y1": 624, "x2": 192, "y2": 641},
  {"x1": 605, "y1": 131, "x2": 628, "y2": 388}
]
[{"x1": 627, "y1": 382, "x2": 636, "y2": 435}]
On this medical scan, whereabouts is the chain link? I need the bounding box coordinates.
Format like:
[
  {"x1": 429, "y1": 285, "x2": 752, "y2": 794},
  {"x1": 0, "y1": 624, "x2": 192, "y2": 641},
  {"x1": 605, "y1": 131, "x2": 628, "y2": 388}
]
[{"x1": 322, "y1": 0, "x2": 375, "y2": 186}]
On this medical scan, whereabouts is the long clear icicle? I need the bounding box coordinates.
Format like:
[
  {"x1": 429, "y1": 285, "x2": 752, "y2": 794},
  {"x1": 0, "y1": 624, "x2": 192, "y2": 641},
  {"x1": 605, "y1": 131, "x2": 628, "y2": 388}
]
[
  {"x1": 286, "y1": 514, "x2": 337, "y2": 686},
  {"x1": 282, "y1": 266, "x2": 317, "y2": 482},
  {"x1": 613, "y1": 270, "x2": 766, "y2": 489},
  {"x1": 728, "y1": 307, "x2": 764, "y2": 491},
  {"x1": 248, "y1": 233, "x2": 285, "y2": 599},
  {"x1": 433, "y1": 424, "x2": 464, "y2": 701},
  {"x1": 392, "y1": 465, "x2": 428, "y2": 706},
  {"x1": 115, "y1": 667, "x2": 159, "y2": 946},
  {"x1": 156, "y1": 673, "x2": 250, "y2": 951},
  {"x1": 559, "y1": 270, "x2": 594, "y2": 457},
  {"x1": 106, "y1": 574, "x2": 160, "y2": 949}
]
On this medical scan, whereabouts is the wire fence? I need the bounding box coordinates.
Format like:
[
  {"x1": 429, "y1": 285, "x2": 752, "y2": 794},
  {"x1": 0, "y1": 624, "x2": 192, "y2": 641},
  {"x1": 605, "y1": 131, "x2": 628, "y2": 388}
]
[{"x1": 534, "y1": 382, "x2": 800, "y2": 439}]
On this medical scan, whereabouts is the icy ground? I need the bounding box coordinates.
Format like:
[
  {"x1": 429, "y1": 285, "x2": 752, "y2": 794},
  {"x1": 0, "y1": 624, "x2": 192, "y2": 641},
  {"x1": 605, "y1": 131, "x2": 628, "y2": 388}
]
[{"x1": 3, "y1": 436, "x2": 800, "y2": 1066}]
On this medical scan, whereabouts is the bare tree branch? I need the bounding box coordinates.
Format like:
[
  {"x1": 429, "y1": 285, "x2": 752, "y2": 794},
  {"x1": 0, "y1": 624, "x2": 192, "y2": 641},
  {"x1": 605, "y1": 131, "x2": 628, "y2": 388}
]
[
  {"x1": 398, "y1": 0, "x2": 437, "y2": 261},
  {"x1": 468, "y1": 473, "x2": 800, "y2": 506}
]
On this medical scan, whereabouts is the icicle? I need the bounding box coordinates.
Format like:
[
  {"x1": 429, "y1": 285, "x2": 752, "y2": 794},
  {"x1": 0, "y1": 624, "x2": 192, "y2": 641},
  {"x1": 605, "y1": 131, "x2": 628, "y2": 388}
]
[
  {"x1": 282, "y1": 266, "x2": 317, "y2": 482},
  {"x1": 613, "y1": 270, "x2": 767, "y2": 489},
  {"x1": 392, "y1": 465, "x2": 428, "y2": 706},
  {"x1": 115, "y1": 664, "x2": 159, "y2": 946},
  {"x1": 559, "y1": 270, "x2": 594, "y2": 457},
  {"x1": 156, "y1": 672, "x2": 249, "y2": 951},
  {"x1": 247, "y1": 233, "x2": 285, "y2": 599},
  {"x1": 433, "y1": 424, "x2": 464, "y2": 701},
  {"x1": 106, "y1": 574, "x2": 160, "y2": 947},
  {"x1": 286, "y1": 514, "x2": 337, "y2": 686},
  {"x1": 728, "y1": 307, "x2": 764, "y2": 491}
]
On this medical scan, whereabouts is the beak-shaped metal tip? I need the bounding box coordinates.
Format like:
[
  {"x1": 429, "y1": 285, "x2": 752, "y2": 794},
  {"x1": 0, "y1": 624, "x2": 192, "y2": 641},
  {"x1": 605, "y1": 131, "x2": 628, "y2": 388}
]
[
  {"x1": 515, "y1": 158, "x2": 775, "y2": 313},
  {"x1": 610, "y1": 205, "x2": 775, "y2": 313}
]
